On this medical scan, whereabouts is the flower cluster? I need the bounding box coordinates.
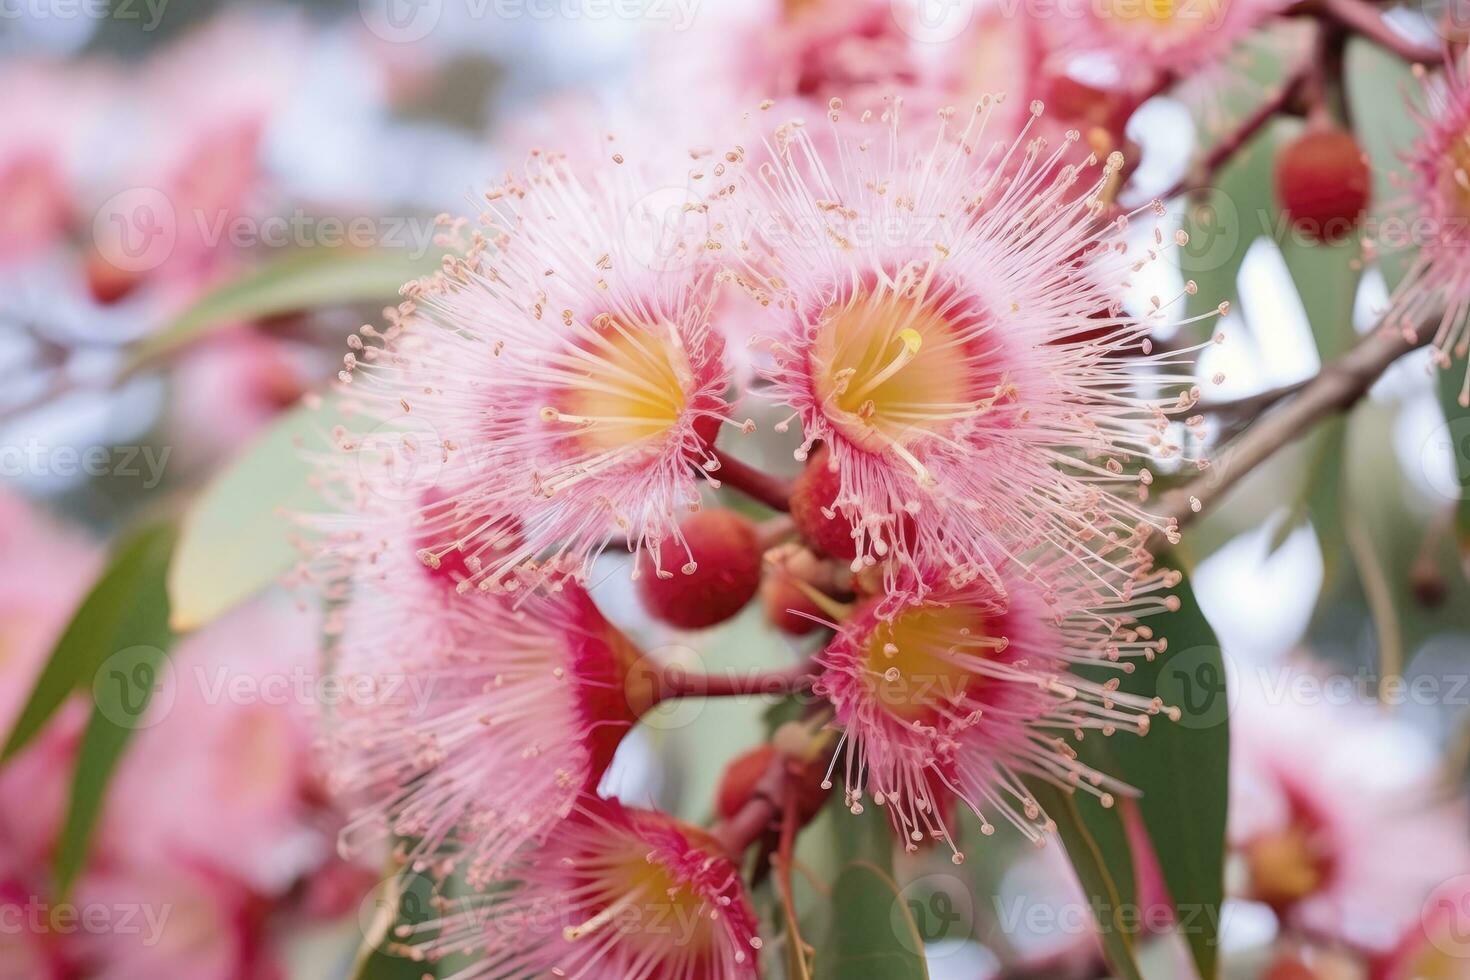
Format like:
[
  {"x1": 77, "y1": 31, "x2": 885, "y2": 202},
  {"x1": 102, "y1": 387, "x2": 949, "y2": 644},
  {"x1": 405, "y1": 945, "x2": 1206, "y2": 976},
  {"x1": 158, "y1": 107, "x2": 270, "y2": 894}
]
[{"x1": 311, "y1": 60, "x2": 1218, "y2": 969}]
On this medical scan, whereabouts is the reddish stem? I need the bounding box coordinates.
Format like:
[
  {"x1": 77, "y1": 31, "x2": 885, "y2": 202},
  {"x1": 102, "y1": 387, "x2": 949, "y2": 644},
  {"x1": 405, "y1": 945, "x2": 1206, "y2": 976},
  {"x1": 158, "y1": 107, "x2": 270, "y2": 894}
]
[
  {"x1": 710, "y1": 751, "x2": 789, "y2": 857},
  {"x1": 1151, "y1": 69, "x2": 1309, "y2": 203},
  {"x1": 651, "y1": 659, "x2": 818, "y2": 704},
  {"x1": 708, "y1": 447, "x2": 793, "y2": 512}
]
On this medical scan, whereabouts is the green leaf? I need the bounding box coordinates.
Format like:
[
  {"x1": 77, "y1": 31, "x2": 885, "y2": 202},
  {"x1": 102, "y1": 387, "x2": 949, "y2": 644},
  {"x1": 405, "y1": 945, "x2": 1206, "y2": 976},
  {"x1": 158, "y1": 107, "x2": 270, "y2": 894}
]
[
  {"x1": 1105, "y1": 564, "x2": 1229, "y2": 980},
  {"x1": 814, "y1": 861, "x2": 929, "y2": 980},
  {"x1": 1439, "y1": 363, "x2": 1470, "y2": 543},
  {"x1": 168, "y1": 394, "x2": 347, "y2": 632},
  {"x1": 125, "y1": 247, "x2": 439, "y2": 373},
  {"x1": 1181, "y1": 124, "x2": 1285, "y2": 330},
  {"x1": 351, "y1": 869, "x2": 443, "y2": 980},
  {"x1": 2, "y1": 524, "x2": 177, "y2": 762},
  {"x1": 1344, "y1": 38, "x2": 1425, "y2": 292},
  {"x1": 1333, "y1": 403, "x2": 1470, "y2": 668},
  {"x1": 1028, "y1": 781, "x2": 1144, "y2": 980},
  {"x1": 51, "y1": 522, "x2": 178, "y2": 897},
  {"x1": 1271, "y1": 211, "x2": 1359, "y2": 562}
]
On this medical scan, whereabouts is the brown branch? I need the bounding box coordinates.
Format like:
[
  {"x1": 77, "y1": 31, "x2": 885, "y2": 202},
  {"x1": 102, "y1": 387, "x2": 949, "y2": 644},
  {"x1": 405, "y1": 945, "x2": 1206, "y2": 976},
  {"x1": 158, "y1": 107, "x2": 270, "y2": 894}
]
[
  {"x1": 1314, "y1": 0, "x2": 1446, "y2": 64},
  {"x1": 1196, "y1": 377, "x2": 1310, "y2": 421},
  {"x1": 1146, "y1": 69, "x2": 1309, "y2": 205},
  {"x1": 1158, "y1": 324, "x2": 1434, "y2": 531}
]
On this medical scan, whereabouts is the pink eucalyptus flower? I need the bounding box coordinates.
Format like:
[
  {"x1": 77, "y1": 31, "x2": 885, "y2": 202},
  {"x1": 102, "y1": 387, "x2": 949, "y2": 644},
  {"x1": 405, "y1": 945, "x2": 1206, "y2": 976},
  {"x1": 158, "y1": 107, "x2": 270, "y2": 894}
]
[
  {"x1": 1386, "y1": 51, "x2": 1470, "y2": 407},
  {"x1": 322, "y1": 518, "x2": 654, "y2": 888},
  {"x1": 1046, "y1": 0, "x2": 1294, "y2": 101},
  {"x1": 101, "y1": 598, "x2": 327, "y2": 898},
  {"x1": 333, "y1": 151, "x2": 738, "y2": 593},
  {"x1": 716, "y1": 102, "x2": 1209, "y2": 598},
  {"x1": 71, "y1": 860, "x2": 280, "y2": 980},
  {"x1": 0, "y1": 61, "x2": 115, "y2": 265},
  {"x1": 1230, "y1": 672, "x2": 1470, "y2": 954},
  {"x1": 97, "y1": 9, "x2": 308, "y2": 292},
  {"x1": 167, "y1": 326, "x2": 316, "y2": 462},
  {"x1": 813, "y1": 558, "x2": 1178, "y2": 861},
  {"x1": 1374, "y1": 874, "x2": 1470, "y2": 980},
  {"x1": 398, "y1": 796, "x2": 763, "y2": 979}
]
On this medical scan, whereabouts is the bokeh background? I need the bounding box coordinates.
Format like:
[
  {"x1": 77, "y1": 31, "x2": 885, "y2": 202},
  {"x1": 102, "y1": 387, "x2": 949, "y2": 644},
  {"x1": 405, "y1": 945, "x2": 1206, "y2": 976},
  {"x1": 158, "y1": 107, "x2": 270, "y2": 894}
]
[{"x1": 3, "y1": 1, "x2": 1470, "y2": 978}]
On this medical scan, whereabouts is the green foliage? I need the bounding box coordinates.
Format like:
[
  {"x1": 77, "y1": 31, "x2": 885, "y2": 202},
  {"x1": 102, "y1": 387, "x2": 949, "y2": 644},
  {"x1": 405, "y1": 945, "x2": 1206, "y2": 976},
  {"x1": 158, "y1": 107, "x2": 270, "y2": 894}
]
[
  {"x1": 169, "y1": 395, "x2": 347, "y2": 632},
  {"x1": 814, "y1": 861, "x2": 930, "y2": 980},
  {"x1": 2, "y1": 523, "x2": 177, "y2": 763},
  {"x1": 1103, "y1": 566, "x2": 1229, "y2": 980},
  {"x1": 1344, "y1": 38, "x2": 1425, "y2": 293},
  {"x1": 1026, "y1": 781, "x2": 1144, "y2": 980},
  {"x1": 125, "y1": 247, "x2": 440, "y2": 374},
  {"x1": 1181, "y1": 122, "x2": 1286, "y2": 331},
  {"x1": 9, "y1": 523, "x2": 180, "y2": 898},
  {"x1": 808, "y1": 805, "x2": 928, "y2": 980}
]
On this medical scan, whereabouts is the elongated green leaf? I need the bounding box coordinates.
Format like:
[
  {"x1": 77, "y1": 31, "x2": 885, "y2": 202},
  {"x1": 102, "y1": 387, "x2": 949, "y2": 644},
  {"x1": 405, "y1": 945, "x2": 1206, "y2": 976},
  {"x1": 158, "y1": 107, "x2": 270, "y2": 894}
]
[
  {"x1": 1272, "y1": 201, "x2": 1359, "y2": 565},
  {"x1": 815, "y1": 860, "x2": 929, "y2": 980},
  {"x1": 1181, "y1": 124, "x2": 1284, "y2": 330},
  {"x1": 1344, "y1": 38, "x2": 1425, "y2": 292},
  {"x1": 2, "y1": 524, "x2": 176, "y2": 762},
  {"x1": 1028, "y1": 781, "x2": 1144, "y2": 980},
  {"x1": 52, "y1": 523, "x2": 178, "y2": 898},
  {"x1": 169, "y1": 395, "x2": 347, "y2": 631},
  {"x1": 351, "y1": 869, "x2": 442, "y2": 980},
  {"x1": 1105, "y1": 564, "x2": 1229, "y2": 980},
  {"x1": 1440, "y1": 364, "x2": 1470, "y2": 545},
  {"x1": 125, "y1": 246, "x2": 439, "y2": 372}
]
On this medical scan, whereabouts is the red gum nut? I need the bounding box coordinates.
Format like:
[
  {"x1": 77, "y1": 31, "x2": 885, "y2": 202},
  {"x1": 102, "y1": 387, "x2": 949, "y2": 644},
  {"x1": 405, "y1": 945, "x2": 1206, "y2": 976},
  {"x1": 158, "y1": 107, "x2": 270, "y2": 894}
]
[
  {"x1": 789, "y1": 446, "x2": 857, "y2": 562},
  {"x1": 1275, "y1": 129, "x2": 1371, "y2": 243},
  {"x1": 84, "y1": 247, "x2": 144, "y2": 305},
  {"x1": 715, "y1": 743, "x2": 831, "y2": 824},
  {"x1": 637, "y1": 509, "x2": 762, "y2": 630},
  {"x1": 1262, "y1": 957, "x2": 1317, "y2": 980},
  {"x1": 760, "y1": 565, "x2": 827, "y2": 636}
]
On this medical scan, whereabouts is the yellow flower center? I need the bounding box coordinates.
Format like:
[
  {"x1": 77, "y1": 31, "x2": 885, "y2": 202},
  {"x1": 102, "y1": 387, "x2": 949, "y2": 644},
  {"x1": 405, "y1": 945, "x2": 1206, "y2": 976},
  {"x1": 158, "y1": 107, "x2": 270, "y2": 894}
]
[
  {"x1": 1439, "y1": 133, "x2": 1470, "y2": 221},
  {"x1": 1106, "y1": 0, "x2": 1225, "y2": 38},
  {"x1": 1245, "y1": 823, "x2": 1330, "y2": 909},
  {"x1": 863, "y1": 603, "x2": 999, "y2": 723},
  {"x1": 563, "y1": 829, "x2": 718, "y2": 957},
  {"x1": 1398, "y1": 947, "x2": 1461, "y2": 980},
  {"x1": 811, "y1": 281, "x2": 980, "y2": 455},
  {"x1": 550, "y1": 316, "x2": 693, "y2": 455}
]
